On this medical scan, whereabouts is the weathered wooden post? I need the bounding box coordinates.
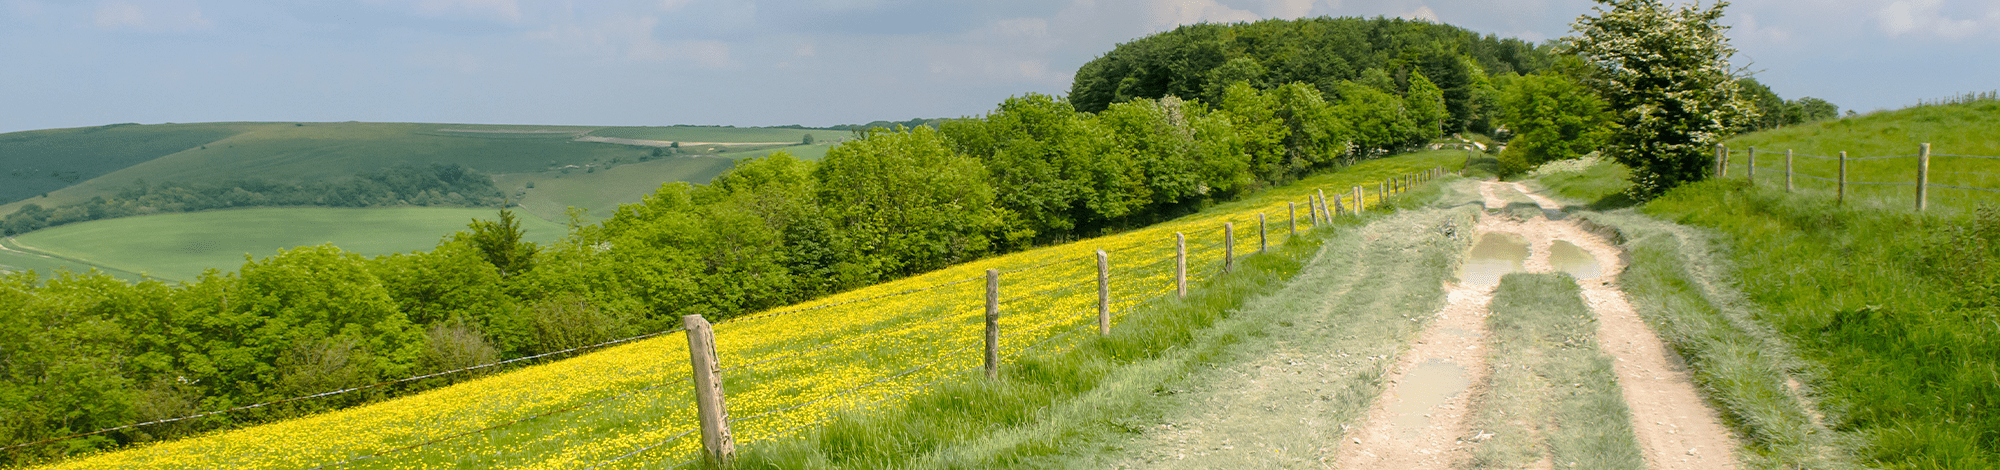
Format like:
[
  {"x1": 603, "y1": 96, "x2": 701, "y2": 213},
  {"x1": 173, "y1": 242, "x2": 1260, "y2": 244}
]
[
  {"x1": 1307, "y1": 196, "x2": 1320, "y2": 226},
  {"x1": 1175, "y1": 233, "x2": 1187, "y2": 298},
  {"x1": 1786, "y1": 149, "x2": 1794, "y2": 192},
  {"x1": 984, "y1": 269, "x2": 999, "y2": 379},
  {"x1": 1257, "y1": 213, "x2": 1267, "y2": 253},
  {"x1": 1096, "y1": 250, "x2": 1109, "y2": 336},
  {"x1": 1716, "y1": 144, "x2": 1728, "y2": 177},
  {"x1": 683, "y1": 314, "x2": 735, "y2": 467},
  {"x1": 1334, "y1": 194, "x2": 1345, "y2": 217},
  {"x1": 1223, "y1": 222, "x2": 1235, "y2": 273},
  {"x1": 1288, "y1": 201, "x2": 1297, "y2": 237},
  {"x1": 1917, "y1": 143, "x2": 1931, "y2": 212},
  {"x1": 1353, "y1": 186, "x2": 1364, "y2": 213},
  {"x1": 1747, "y1": 147, "x2": 1756, "y2": 184},
  {"x1": 1317, "y1": 189, "x2": 1329, "y2": 221},
  {"x1": 1838, "y1": 151, "x2": 1848, "y2": 205}
]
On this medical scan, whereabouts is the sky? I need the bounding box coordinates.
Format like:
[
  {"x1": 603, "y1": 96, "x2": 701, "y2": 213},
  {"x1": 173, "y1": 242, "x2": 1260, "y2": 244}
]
[{"x1": 3, "y1": 0, "x2": 1998, "y2": 133}]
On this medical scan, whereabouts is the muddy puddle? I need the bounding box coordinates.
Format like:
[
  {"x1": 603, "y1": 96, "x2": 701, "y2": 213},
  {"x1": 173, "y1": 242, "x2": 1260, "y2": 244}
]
[
  {"x1": 1385, "y1": 359, "x2": 1470, "y2": 438},
  {"x1": 1460, "y1": 232, "x2": 1528, "y2": 285},
  {"x1": 1549, "y1": 240, "x2": 1602, "y2": 279}
]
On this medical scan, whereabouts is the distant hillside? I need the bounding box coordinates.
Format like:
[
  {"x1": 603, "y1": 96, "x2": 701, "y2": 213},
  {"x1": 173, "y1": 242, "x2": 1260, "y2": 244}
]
[{"x1": 0, "y1": 122, "x2": 245, "y2": 204}]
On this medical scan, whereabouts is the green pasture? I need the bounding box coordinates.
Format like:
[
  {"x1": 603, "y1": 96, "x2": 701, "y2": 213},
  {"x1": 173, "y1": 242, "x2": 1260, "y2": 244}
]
[
  {"x1": 498, "y1": 156, "x2": 738, "y2": 222},
  {"x1": 0, "y1": 122, "x2": 249, "y2": 205},
  {"x1": 587, "y1": 126, "x2": 849, "y2": 144},
  {"x1": 0, "y1": 238, "x2": 140, "y2": 281},
  {"x1": 10, "y1": 207, "x2": 565, "y2": 282},
  {"x1": 1721, "y1": 100, "x2": 2000, "y2": 215}
]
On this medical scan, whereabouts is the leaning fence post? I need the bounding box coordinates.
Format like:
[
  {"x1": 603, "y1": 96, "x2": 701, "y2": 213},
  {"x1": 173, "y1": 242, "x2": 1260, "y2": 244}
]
[
  {"x1": 1307, "y1": 197, "x2": 1320, "y2": 226},
  {"x1": 1258, "y1": 213, "x2": 1267, "y2": 253},
  {"x1": 1317, "y1": 189, "x2": 1329, "y2": 220},
  {"x1": 1917, "y1": 143, "x2": 1931, "y2": 212},
  {"x1": 1096, "y1": 250, "x2": 1109, "y2": 336},
  {"x1": 1747, "y1": 147, "x2": 1757, "y2": 184},
  {"x1": 1223, "y1": 222, "x2": 1235, "y2": 273},
  {"x1": 1175, "y1": 233, "x2": 1187, "y2": 298},
  {"x1": 984, "y1": 269, "x2": 999, "y2": 379},
  {"x1": 683, "y1": 314, "x2": 736, "y2": 467},
  {"x1": 1786, "y1": 149, "x2": 1795, "y2": 192},
  {"x1": 1838, "y1": 151, "x2": 1848, "y2": 205}
]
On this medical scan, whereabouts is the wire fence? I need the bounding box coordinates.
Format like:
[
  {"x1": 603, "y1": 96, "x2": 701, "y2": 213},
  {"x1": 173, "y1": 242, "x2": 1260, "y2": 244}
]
[
  {"x1": 23, "y1": 166, "x2": 1451, "y2": 469},
  {"x1": 1721, "y1": 145, "x2": 2000, "y2": 211}
]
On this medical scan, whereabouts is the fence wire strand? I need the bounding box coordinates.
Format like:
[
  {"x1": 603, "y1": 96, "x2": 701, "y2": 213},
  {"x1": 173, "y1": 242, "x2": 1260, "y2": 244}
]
[
  {"x1": 1935, "y1": 154, "x2": 2000, "y2": 160},
  {"x1": 718, "y1": 274, "x2": 983, "y2": 328}
]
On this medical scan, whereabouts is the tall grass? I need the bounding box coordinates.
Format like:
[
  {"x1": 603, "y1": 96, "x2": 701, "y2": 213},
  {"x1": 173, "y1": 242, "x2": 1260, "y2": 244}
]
[{"x1": 1469, "y1": 272, "x2": 1643, "y2": 468}]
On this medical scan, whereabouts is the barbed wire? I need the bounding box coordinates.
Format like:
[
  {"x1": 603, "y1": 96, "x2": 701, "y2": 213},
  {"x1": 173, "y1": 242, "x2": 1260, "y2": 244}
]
[
  {"x1": 583, "y1": 428, "x2": 699, "y2": 470},
  {"x1": 1848, "y1": 154, "x2": 1917, "y2": 161},
  {"x1": 1846, "y1": 181, "x2": 1918, "y2": 187},
  {"x1": 717, "y1": 274, "x2": 983, "y2": 328},
  {"x1": 1933, "y1": 154, "x2": 2000, "y2": 160},
  {"x1": 1933, "y1": 184, "x2": 2000, "y2": 194},
  {"x1": 720, "y1": 304, "x2": 979, "y2": 374},
  {"x1": 0, "y1": 325, "x2": 688, "y2": 456},
  {"x1": 310, "y1": 374, "x2": 693, "y2": 469}
]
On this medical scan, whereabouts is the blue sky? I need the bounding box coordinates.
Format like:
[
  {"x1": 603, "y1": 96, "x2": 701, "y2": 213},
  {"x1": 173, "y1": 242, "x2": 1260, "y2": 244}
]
[{"x1": 3, "y1": 0, "x2": 1997, "y2": 133}]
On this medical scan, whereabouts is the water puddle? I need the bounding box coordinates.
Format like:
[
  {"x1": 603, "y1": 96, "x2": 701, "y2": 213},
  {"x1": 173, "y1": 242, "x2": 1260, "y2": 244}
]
[
  {"x1": 1386, "y1": 359, "x2": 1470, "y2": 437},
  {"x1": 1549, "y1": 240, "x2": 1602, "y2": 279},
  {"x1": 1460, "y1": 232, "x2": 1528, "y2": 286}
]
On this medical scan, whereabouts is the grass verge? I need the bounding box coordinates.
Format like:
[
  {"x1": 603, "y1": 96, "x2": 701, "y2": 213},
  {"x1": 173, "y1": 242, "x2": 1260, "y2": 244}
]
[
  {"x1": 734, "y1": 172, "x2": 1469, "y2": 469},
  {"x1": 1469, "y1": 272, "x2": 1643, "y2": 468}
]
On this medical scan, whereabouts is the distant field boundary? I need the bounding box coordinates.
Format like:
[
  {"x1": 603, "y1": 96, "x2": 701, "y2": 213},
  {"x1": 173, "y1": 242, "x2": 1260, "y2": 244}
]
[
  {"x1": 435, "y1": 129, "x2": 589, "y2": 135},
  {"x1": 0, "y1": 237, "x2": 145, "y2": 279}
]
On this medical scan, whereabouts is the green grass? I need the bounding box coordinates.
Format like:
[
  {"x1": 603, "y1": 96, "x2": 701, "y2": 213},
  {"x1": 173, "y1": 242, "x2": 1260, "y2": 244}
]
[
  {"x1": 497, "y1": 157, "x2": 738, "y2": 222},
  {"x1": 1721, "y1": 100, "x2": 2000, "y2": 215},
  {"x1": 1468, "y1": 272, "x2": 1644, "y2": 468},
  {"x1": 0, "y1": 123, "x2": 248, "y2": 204},
  {"x1": 10, "y1": 207, "x2": 566, "y2": 282},
  {"x1": 586, "y1": 126, "x2": 850, "y2": 144},
  {"x1": 735, "y1": 159, "x2": 1469, "y2": 469},
  {"x1": 0, "y1": 239, "x2": 138, "y2": 281}
]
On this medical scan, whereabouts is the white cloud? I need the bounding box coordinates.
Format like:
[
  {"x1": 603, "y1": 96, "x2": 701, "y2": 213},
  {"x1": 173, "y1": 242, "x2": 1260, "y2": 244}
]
[
  {"x1": 528, "y1": 15, "x2": 738, "y2": 68},
  {"x1": 93, "y1": 0, "x2": 211, "y2": 32},
  {"x1": 1263, "y1": 0, "x2": 1320, "y2": 19},
  {"x1": 372, "y1": 0, "x2": 524, "y2": 23},
  {"x1": 1145, "y1": 0, "x2": 1261, "y2": 28},
  {"x1": 1877, "y1": 0, "x2": 1992, "y2": 39},
  {"x1": 1402, "y1": 5, "x2": 1440, "y2": 22}
]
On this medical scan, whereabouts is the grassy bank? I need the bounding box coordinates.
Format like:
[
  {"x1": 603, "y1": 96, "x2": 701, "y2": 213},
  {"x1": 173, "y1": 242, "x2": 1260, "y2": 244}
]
[{"x1": 1469, "y1": 272, "x2": 1642, "y2": 468}]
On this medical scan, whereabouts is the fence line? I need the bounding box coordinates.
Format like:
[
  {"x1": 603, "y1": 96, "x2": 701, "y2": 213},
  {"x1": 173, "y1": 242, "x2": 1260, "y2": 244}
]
[
  {"x1": 25, "y1": 166, "x2": 1450, "y2": 469},
  {"x1": 1724, "y1": 144, "x2": 1999, "y2": 211}
]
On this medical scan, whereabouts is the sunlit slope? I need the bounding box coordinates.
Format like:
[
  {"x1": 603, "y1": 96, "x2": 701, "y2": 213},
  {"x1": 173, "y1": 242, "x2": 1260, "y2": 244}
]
[
  {"x1": 10, "y1": 207, "x2": 567, "y2": 282},
  {"x1": 1722, "y1": 100, "x2": 2000, "y2": 213},
  {"x1": 48, "y1": 151, "x2": 1463, "y2": 469},
  {"x1": 0, "y1": 123, "x2": 248, "y2": 205}
]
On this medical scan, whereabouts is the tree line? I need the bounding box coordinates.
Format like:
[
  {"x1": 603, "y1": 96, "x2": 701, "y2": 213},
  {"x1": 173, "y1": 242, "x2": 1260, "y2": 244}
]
[{"x1": 0, "y1": 164, "x2": 506, "y2": 236}]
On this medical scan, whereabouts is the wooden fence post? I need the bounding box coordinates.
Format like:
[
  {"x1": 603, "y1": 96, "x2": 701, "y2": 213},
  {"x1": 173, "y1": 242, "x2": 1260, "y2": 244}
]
[
  {"x1": 1096, "y1": 250, "x2": 1109, "y2": 336},
  {"x1": 1917, "y1": 143, "x2": 1931, "y2": 212},
  {"x1": 1334, "y1": 194, "x2": 1345, "y2": 217},
  {"x1": 984, "y1": 269, "x2": 999, "y2": 379},
  {"x1": 1223, "y1": 222, "x2": 1235, "y2": 273},
  {"x1": 1786, "y1": 149, "x2": 1794, "y2": 192},
  {"x1": 1354, "y1": 186, "x2": 1364, "y2": 213},
  {"x1": 1716, "y1": 144, "x2": 1728, "y2": 177},
  {"x1": 1288, "y1": 201, "x2": 1297, "y2": 237},
  {"x1": 1317, "y1": 189, "x2": 1329, "y2": 221},
  {"x1": 1747, "y1": 147, "x2": 1756, "y2": 184},
  {"x1": 683, "y1": 314, "x2": 736, "y2": 467},
  {"x1": 1307, "y1": 197, "x2": 1320, "y2": 226},
  {"x1": 1838, "y1": 151, "x2": 1848, "y2": 205},
  {"x1": 1175, "y1": 233, "x2": 1187, "y2": 298},
  {"x1": 1257, "y1": 213, "x2": 1267, "y2": 253}
]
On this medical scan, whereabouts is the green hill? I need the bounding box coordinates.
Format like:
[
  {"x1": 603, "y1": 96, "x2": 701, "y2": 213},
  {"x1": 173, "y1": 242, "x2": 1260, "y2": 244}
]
[
  {"x1": 8, "y1": 206, "x2": 567, "y2": 282},
  {"x1": 1721, "y1": 99, "x2": 2000, "y2": 214},
  {"x1": 0, "y1": 122, "x2": 248, "y2": 204}
]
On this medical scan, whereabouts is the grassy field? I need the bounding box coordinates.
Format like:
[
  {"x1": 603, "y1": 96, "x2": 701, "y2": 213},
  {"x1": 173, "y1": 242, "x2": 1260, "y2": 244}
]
[
  {"x1": 0, "y1": 122, "x2": 854, "y2": 217},
  {"x1": 9, "y1": 207, "x2": 566, "y2": 282},
  {"x1": 42, "y1": 152, "x2": 1463, "y2": 469},
  {"x1": 1721, "y1": 99, "x2": 2000, "y2": 215},
  {"x1": 0, "y1": 239, "x2": 140, "y2": 281},
  {"x1": 497, "y1": 156, "x2": 739, "y2": 222},
  {"x1": 586, "y1": 126, "x2": 850, "y2": 144},
  {"x1": 0, "y1": 123, "x2": 249, "y2": 204}
]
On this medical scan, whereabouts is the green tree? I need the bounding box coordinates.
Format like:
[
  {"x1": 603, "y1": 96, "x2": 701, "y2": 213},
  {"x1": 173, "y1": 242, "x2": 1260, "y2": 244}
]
[
  {"x1": 802, "y1": 134, "x2": 815, "y2": 145},
  {"x1": 463, "y1": 208, "x2": 538, "y2": 277},
  {"x1": 939, "y1": 94, "x2": 1139, "y2": 247},
  {"x1": 1562, "y1": 0, "x2": 1755, "y2": 198},
  {"x1": 1405, "y1": 71, "x2": 1449, "y2": 139},
  {"x1": 1495, "y1": 71, "x2": 1613, "y2": 174},
  {"x1": 815, "y1": 126, "x2": 1000, "y2": 276}
]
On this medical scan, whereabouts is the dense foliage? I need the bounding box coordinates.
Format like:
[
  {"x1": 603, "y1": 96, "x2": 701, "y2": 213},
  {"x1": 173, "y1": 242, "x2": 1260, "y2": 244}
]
[
  {"x1": 1, "y1": 164, "x2": 504, "y2": 235},
  {"x1": 1561, "y1": 0, "x2": 1756, "y2": 198},
  {"x1": 1737, "y1": 77, "x2": 1840, "y2": 131},
  {"x1": 1493, "y1": 68, "x2": 1613, "y2": 175},
  {"x1": 1068, "y1": 16, "x2": 1551, "y2": 134}
]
